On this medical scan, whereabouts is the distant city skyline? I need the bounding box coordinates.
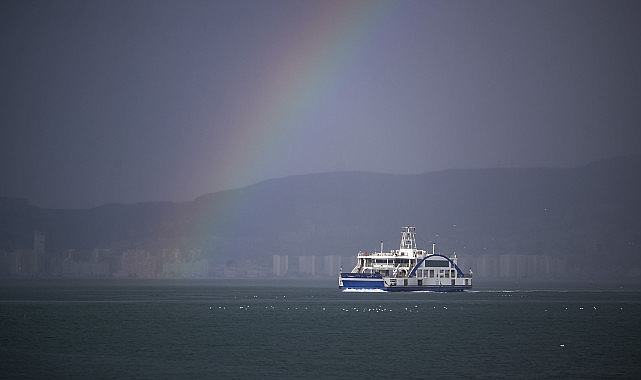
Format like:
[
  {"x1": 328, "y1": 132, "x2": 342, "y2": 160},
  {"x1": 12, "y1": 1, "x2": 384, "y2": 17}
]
[{"x1": 2, "y1": 0, "x2": 640, "y2": 208}]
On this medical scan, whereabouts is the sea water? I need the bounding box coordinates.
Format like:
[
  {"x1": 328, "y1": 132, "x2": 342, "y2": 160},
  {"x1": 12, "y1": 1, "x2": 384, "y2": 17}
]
[{"x1": 1, "y1": 280, "x2": 640, "y2": 379}]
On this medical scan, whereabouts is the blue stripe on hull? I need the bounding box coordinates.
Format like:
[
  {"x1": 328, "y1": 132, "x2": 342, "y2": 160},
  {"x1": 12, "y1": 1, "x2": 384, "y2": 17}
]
[{"x1": 339, "y1": 279, "x2": 385, "y2": 289}]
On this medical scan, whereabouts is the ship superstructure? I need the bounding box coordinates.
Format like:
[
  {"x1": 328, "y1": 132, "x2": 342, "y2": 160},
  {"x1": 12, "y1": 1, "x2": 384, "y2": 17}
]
[{"x1": 339, "y1": 226, "x2": 472, "y2": 291}]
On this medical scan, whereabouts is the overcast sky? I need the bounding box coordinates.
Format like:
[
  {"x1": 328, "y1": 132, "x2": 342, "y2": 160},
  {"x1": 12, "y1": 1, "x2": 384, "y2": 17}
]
[{"x1": 2, "y1": 0, "x2": 640, "y2": 208}]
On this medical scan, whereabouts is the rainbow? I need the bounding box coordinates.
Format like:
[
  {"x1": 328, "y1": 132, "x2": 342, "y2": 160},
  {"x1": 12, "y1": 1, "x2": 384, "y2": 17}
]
[
  {"x1": 204, "y1": 1, "x2": 397, "y2": 192},
  {"x1": 184, "y1": 1, "x2": 400, "y2": 250}
]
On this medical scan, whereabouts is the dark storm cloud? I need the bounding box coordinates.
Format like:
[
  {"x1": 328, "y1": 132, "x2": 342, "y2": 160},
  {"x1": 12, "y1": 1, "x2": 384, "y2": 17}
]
[{"x1": 1, "y1": 0, "x2": 640, "y2": 208}]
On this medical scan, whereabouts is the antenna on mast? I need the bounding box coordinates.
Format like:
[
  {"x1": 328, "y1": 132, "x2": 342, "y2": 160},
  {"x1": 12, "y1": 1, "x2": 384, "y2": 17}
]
[{"x1": 400, "y1": 226, "x2": 417, "y2": 250}]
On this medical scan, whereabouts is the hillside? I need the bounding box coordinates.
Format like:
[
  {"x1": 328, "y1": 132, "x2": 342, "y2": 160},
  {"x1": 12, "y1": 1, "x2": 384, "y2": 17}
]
[{"x1": 1, "y1": 155, "x2": 640, "y2": 281}]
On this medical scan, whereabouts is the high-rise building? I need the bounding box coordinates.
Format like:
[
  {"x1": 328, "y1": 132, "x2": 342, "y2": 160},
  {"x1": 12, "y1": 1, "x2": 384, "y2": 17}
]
[{"x1": 273, "y1": 254, "x2": 289, "y2": 277}]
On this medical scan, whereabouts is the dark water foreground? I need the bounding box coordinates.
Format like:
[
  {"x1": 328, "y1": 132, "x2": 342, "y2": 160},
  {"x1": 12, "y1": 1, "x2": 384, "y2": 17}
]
[{"x1": 1, "y1": 280, "x2": 640, "y2": 379}]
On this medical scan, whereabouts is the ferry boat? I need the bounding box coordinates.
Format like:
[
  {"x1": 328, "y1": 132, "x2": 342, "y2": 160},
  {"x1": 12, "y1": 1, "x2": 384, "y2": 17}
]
[{"x1": 339, "y1": 226, "x2": 472, "y2": 292}]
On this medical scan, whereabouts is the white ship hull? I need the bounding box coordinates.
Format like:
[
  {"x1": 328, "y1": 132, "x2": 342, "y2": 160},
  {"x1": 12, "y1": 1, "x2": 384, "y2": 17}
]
[{"x1": 339, "y1": 273, "x2": 471, "y2": 292}]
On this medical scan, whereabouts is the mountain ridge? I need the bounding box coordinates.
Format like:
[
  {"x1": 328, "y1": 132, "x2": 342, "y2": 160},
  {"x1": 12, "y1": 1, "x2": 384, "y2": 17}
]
[{"x1": 1, "y1": 155, "x2": 640, "y2": 280}]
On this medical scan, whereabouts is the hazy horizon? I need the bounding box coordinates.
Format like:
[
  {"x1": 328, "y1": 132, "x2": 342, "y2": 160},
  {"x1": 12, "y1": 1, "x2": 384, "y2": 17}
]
[{"x1": 4, "y1": 153, "x2": 636, "y2": 209}]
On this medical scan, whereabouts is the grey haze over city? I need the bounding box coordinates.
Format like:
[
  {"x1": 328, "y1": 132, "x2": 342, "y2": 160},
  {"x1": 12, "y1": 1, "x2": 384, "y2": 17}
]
[{"x1": 2, "y1": 0, "x2": 640, "y2": 209}]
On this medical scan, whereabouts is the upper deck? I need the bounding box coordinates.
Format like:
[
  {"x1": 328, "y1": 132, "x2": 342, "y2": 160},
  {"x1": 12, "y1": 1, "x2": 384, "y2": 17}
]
[{"x1": 341, "y1": 226, "x2": 472, "y2": 291}]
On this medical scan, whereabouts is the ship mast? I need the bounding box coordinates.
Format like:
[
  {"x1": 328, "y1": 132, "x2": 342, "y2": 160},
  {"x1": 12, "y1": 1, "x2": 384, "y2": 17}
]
[{"x1": 400, "y1": 226, "x2": 417, "y2": 250}]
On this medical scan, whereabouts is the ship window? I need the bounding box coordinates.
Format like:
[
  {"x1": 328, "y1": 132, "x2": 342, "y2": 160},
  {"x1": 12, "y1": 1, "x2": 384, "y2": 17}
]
[
  {"x1": 429, "y1": 269, "x2": 434, "y2": 278},
  {"x1": 424, "y1": 260, "x2": 449, "y2": 267}
]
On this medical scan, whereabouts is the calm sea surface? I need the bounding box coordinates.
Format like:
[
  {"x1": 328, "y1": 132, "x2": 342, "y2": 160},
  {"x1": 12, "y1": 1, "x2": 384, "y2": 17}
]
[{"x1": 1, "y1": 280, "x2": 640, "y2": 379}]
